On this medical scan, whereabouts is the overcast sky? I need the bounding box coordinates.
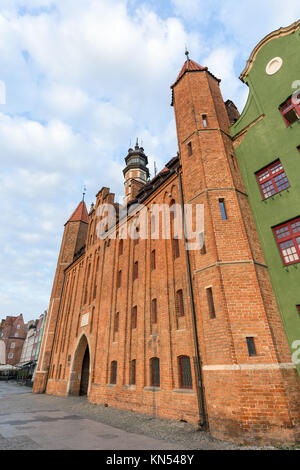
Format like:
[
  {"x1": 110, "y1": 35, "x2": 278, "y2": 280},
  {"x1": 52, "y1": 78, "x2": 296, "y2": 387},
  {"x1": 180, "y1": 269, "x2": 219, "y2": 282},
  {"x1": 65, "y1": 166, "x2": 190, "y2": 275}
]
[{"x1": 0, "y1": 0, "x2": 299, "y2": 323}]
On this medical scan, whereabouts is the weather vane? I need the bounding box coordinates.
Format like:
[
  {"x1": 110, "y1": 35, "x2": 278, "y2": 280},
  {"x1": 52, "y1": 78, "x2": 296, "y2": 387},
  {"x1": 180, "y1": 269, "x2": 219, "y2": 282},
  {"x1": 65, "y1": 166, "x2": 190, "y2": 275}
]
[
  {"x1": 82, "y1": 185, "x2": 87, "y2": 201},
  {"x1": 185, "y1": 45, "x2": 190, "y2": 61}
]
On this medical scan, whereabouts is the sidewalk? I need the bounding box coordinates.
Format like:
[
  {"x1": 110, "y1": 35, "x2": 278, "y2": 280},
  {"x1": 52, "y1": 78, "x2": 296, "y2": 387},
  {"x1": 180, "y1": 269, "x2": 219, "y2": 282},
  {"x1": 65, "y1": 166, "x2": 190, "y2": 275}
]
[{"x1": 0, "y1": 381, "x2": 276, "y2": 450}]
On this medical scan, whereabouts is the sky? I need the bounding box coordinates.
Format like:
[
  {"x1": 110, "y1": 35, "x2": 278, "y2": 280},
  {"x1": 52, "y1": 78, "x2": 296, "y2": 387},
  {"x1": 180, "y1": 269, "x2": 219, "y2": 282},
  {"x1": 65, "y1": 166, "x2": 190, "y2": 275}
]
[{"x1": 0, "y1": 0, "x2": 299, "y2": 323}]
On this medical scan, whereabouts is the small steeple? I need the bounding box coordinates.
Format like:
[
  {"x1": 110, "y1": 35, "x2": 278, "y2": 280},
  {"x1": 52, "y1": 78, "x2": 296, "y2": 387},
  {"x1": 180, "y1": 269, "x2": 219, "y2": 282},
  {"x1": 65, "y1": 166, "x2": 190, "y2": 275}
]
[{"x1": 66, "y1": 200, "x2": 89, "y2": 225}]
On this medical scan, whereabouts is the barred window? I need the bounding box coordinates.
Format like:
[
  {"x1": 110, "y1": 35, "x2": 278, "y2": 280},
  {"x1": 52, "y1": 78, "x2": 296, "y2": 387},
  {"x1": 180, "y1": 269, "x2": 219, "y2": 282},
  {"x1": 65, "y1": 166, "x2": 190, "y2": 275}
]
[
  {"x1": 130, "y1": 359, "x2": 136, "y2": 385},
  {"x1": 110, "y1": 361, "x2": 117, "y2": 384},
  {"x1": 176, "y1": 289, "x2": 185, "y2": 317},
  {"x1": 150, "y1": 357, "x2": 160, "y2": 387},
  {"x1": 178, "y1": 356, "x2": 193, "y2": 389}
]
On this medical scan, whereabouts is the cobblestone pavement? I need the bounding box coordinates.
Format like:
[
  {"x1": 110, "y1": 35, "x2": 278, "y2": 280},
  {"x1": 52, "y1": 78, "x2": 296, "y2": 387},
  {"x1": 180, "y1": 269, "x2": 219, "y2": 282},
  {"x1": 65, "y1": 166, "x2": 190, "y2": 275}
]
[{"x1": 0, "y1": 381, "x2": 278, "y2": 450}]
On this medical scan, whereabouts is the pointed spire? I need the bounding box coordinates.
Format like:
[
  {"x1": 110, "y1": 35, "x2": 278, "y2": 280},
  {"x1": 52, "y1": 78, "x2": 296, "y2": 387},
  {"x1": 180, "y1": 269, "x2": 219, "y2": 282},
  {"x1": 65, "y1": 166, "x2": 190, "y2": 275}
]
[{"x1": 66, "y1": 200, "x2": 89, "y2": 225}]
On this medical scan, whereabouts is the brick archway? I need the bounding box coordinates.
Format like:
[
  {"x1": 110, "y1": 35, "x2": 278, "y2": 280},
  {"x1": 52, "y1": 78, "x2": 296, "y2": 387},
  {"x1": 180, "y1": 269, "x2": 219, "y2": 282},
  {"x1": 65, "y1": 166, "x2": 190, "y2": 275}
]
[{"x1": 68, "y1": 334, "x2": 91, "y2": 396}]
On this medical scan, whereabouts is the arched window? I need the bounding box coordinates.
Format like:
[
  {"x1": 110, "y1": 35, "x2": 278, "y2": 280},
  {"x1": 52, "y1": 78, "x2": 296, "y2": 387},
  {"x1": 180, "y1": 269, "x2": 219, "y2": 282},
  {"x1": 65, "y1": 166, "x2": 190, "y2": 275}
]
[
  {"x1": 178, "y1": 356, "x2": 192, "y2": 389},
  {"x1": 110, "y1": 361, "x2": 117, "y2": 384},
  {"x1": 150, "y1": 357, "x2": 160, "y2": 387}
]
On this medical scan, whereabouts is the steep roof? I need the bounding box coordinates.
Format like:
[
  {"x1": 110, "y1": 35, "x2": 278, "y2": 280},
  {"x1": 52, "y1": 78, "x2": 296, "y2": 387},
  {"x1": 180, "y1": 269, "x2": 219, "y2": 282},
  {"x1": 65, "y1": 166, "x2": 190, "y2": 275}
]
[
  {"x1": 66, "y1": 200, "x2": 89, "y2": 225},
  {"x1": 170, "y1": 58, "x2": 221, "y2": 106},
  {"x1": 171, "y1": 59, "x2": 209, "y2": 89}
]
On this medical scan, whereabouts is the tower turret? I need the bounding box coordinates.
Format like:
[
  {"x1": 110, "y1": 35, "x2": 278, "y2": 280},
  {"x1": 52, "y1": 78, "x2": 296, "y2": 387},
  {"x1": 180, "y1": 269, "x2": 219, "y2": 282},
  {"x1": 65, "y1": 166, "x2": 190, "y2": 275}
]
[{"x1": 123, "y1": 139, "x2": 149, "y2": 204}]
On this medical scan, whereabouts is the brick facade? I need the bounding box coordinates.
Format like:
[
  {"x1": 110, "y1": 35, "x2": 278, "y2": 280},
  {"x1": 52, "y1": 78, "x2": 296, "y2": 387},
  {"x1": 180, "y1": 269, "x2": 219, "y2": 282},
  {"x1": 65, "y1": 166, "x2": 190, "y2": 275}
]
[
  {"x1": 0, "y1": 314, "x2": 27, "y2": 366},
  {"x1": 33, "y1": 58, "x2": 300, "y2": 445}
]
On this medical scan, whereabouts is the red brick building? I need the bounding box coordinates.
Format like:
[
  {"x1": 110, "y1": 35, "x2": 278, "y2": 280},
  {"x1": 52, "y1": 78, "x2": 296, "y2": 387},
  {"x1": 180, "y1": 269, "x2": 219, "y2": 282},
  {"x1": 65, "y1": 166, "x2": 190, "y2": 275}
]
[
  {"x1": 33, "y1": 56, "x2": 300, "y2": 445},
  {"x1": 0, "y1": 314, "x2": 27, "y2": 366}
]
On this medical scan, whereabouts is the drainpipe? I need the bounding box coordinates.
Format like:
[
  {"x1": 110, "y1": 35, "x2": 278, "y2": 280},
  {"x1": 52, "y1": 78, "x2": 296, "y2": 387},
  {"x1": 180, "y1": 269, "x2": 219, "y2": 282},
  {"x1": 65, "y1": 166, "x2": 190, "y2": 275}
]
[{"x1": 177, "y1": 166, "x2": 207, "y2": 429}]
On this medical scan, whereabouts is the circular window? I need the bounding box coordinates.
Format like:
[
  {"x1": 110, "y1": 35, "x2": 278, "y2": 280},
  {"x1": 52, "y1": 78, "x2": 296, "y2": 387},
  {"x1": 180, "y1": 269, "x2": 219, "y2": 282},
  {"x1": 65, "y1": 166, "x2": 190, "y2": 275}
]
[{"x1": 266, "y1": 57, "x2": 283, "y2": 75}]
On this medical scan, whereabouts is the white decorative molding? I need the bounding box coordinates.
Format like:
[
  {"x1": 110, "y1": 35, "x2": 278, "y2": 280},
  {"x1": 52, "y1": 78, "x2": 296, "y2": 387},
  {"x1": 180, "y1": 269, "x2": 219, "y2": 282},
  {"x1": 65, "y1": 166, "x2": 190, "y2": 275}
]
[
  {"x1": 80, "y1": 312, "x2": 89, "y2": 327},
  {"x1": 266, "y1": 57, "x2": 283, "y2": 75}
]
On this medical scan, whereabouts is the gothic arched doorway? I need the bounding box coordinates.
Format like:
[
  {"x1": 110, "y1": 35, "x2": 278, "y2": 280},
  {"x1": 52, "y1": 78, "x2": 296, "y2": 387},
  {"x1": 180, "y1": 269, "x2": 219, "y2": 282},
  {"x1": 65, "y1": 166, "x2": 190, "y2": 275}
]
[
  {"x1": 80, "y1": 346, "x2": 90, "y2": 396},
  {"x1": 68, "y1": 335, "x2": 91, "y2": 396}
]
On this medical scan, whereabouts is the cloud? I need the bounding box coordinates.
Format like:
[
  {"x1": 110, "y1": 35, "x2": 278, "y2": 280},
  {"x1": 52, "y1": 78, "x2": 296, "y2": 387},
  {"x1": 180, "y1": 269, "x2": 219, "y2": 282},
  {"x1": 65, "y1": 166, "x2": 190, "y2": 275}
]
[{"x1": 0, "y1": 0, "x2": 299, "y2": 321}]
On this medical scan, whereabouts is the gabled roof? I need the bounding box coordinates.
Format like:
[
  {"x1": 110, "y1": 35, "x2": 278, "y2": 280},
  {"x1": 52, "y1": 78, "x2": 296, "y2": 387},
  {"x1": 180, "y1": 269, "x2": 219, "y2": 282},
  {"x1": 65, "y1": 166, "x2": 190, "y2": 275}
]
[{"x1": 66, "y1": 200, "x2": 89, "y2": 225}]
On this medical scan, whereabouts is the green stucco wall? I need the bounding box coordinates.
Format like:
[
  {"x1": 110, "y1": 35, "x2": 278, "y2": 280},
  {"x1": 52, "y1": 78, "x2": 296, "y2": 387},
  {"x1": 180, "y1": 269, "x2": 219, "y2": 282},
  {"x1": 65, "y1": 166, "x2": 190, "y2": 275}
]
[{"x1": 231, "y1": 26, "x2": 300, "y2": 376}]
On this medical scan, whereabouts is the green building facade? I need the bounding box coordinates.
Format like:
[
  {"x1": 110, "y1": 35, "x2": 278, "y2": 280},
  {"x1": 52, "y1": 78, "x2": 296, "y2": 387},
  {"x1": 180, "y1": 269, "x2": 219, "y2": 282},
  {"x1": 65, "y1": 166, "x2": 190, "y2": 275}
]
[{"x1": 231, "y1": 20, "x2": 300, "y2": 377}]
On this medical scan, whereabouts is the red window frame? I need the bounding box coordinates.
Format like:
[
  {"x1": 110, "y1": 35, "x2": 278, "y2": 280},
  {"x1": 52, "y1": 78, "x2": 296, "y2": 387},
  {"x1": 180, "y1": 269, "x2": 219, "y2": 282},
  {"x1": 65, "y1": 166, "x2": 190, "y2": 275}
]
[
  {"x1": 151, "y1": 298, "x2": 157, "y2": 324},
  {"x1": 280, "y1": 94, "x2": 300, "y2": 127},
  {"x1": 176, "y1": 290, "x2": 184, "y2": 317},
  {"x1": 273, "y1": 217, "x2": 300, "y2": 266},
  {"x1": 256, "y1": 160, "x2": 290, "y2": 200}
]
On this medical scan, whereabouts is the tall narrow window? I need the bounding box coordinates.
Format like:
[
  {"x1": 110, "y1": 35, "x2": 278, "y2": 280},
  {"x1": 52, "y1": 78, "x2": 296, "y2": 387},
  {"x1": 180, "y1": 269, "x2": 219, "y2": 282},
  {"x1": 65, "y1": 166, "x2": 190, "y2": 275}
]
[
  {"x1": 178, "y1": 356, "x2": 193, "y2": 389},
  {"x1": 273, "y1": 217, "x2": 300, "y2": 265},
  {"x1": 58, "y1": 364, "x2": 62, "y2": 379},
  {"x1": 133, "y1": 261, "x2": 138, "y2": 280},
  {"x1": 256, "y1": 160, "x2": 290, "y2": 199},
  {"x1": 114, "y1": 312, "x2": 119, "y2": 334},
  {"x1": 187, "y1": 141, "x2": 193, "y2": 156},
  {"x1": 151, "y1": 249, "x2": 156, "y2": 270},
  {"x1": 206, "y1": 287, "x2": 216, "y2": 319},
  {"x1": 176, "y1": 289, "x2": 185, "y2": 317},
  {"x1": 150, "y1": 357, "x2": 160, "y2": 387},
  {"x1": 117, "y1": 270, "x2": 122, "y2": 288},
  {"x1": 130, "y1": 359, "x2": 136, "y2": 385},
  {"x1": 202, "y1": 114, "x2": 208, "y2": 127},
  {"x1": 119, "y1": 239, "x2": 123, "y2": 256},
  {"x1": 151, "y1": 298, "x2": 157, "y2": 324},
  {"x1": 110, "y1": 361, "x2": 117, "y2": 384},
  {"x1": 246, "y1": 337, "x2": 257, "y2": 357},
  {"x1": 151, "y1": 215, "x2": 156, "y2": 236},
  {"x1": 173, "y1": 238, "x2": 180, "y2": 259},
  {"x1": 219, "y1": 199, "x2": 227, "y2": 220},
  {"x1": 131, "y1": 306, "x2": 137, "y2": 329}
]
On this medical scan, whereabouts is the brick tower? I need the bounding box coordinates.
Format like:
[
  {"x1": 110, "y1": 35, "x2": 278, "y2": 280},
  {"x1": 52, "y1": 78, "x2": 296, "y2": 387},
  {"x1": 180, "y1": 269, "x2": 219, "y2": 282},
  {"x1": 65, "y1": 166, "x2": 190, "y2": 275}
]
[
  {"x1": 33, "y1": 200, "x2": 89, "y2": 393},
  {"x1": 171, "y1": 53, "x2": 300, "y2": 443}
]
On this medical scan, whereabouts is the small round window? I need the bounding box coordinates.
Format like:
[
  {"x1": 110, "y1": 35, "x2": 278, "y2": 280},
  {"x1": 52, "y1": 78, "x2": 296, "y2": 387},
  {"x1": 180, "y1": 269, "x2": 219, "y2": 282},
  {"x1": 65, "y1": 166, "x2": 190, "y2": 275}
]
[{"x1": 266, "y1": 57, "x2": 283, "y2": 75}]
